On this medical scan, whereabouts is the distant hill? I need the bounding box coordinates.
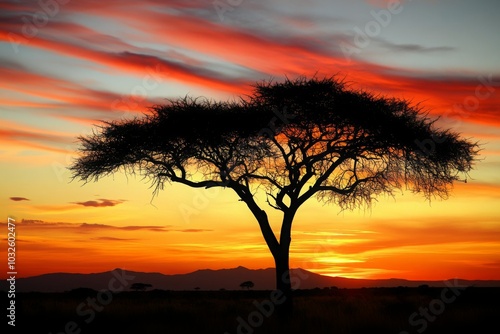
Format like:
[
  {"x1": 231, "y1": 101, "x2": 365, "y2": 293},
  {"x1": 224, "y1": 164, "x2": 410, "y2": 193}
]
[{"x1": 2, "y1": 267, "x2": 499, "y2": 292}]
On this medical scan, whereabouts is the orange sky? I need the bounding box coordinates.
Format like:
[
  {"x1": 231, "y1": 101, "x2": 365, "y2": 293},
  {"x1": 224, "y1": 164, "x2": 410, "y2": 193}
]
[{"x1": 1, "y1": 0, "x2": 500, "y2": 280}]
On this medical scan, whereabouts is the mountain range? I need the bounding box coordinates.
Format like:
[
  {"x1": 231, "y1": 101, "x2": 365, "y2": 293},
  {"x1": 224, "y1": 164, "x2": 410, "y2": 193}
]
[{"x1": 2, "y1": 267, "x2": 500, "y2": 293}]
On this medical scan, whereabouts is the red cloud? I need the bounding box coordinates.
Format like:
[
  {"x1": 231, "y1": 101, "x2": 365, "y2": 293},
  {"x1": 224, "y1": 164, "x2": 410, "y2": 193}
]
[
  {"x1": 1, "y1": 1, "x2": 498, "y2": 131},
  {"x1": 0, "y1": 119, "x2": 73, "y2": 154},
  {"x1": 0, "y1": 27, "x2": 251, "y2": 97}
]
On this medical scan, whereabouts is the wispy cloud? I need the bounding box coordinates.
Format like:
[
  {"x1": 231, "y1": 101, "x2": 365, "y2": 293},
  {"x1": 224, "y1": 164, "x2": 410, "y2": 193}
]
[
  {"x1": 72, "y1": 199, "x2": 126, "y2": 208},
  {"x1": 9, "y1": 196, "x2": 29, "y2": 201},
  {"x1": 91, "y1": 236, "x2": 138, "y2": 241},
  {"x1": 0, "y1": 219, "x2": 171, "y2": 233},
  {"x1": 376, "y1": 38, "x2": 455, "y2": 54},
  {"x1": 177, "y1": 229, "x2": 213, "y2": 233},
  {"x1": 80, "y1": 223, "x2": 170, "y2": 232},
  {"x1": 3, "y1": 219, "x2": 213, "y2": 235},
  {"x1": 0, "y1": 119, "x2": 74, "y2": 154}
]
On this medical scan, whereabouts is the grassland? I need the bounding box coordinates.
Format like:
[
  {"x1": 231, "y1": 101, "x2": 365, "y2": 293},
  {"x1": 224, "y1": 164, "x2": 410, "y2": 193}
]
[{"x1": 6, "y1": 287, "x2": 499, "y2": 333}]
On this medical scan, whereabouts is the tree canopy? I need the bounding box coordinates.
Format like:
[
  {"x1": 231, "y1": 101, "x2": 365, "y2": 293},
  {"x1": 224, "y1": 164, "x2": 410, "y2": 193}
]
[{"x1": 72, "y1": 77, "x2": 477, "y2": 209}]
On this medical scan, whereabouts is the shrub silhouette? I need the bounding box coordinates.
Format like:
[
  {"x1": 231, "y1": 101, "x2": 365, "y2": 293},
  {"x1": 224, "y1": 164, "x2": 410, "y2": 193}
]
[
  {"x1": 240, "y1": 281, "x2": 255, "y2": 290},
  {"x1": 130, "y1": 283, "x2": 153, "y2": 291}
]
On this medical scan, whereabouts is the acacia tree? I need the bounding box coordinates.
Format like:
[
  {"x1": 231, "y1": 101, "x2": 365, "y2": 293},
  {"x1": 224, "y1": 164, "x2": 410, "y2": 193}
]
[{"x1": 70, "y1": 77, "x2": 479, "y2": 314}]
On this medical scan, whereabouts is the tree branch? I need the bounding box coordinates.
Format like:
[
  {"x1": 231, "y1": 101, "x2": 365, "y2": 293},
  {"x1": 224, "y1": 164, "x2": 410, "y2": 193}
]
[{"x1": 230, "y1": 182, "x2": 280, "y2": 256}]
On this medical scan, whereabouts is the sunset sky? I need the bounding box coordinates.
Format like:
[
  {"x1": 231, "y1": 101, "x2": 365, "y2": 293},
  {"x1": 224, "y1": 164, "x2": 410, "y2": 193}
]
[{"x1": 1, "y1": 0, "x2": 499, "y2": 281}]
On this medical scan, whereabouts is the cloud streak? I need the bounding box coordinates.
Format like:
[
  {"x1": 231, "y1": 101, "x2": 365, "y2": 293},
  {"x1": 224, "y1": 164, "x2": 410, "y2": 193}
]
[
  {"x1": 9, "y1": 196, "x2": 29, "y2": 201},
  {"x1": 375, "y1": 38, "x2": 455, "y2": 53},
  {"x1": 91, "y1": 236, "x2": 139, "y2": 241},
  {"x1": 72, "y1": 199, "x2": 126, "y2": 208},
  {"x1": 79, "y1": 223, "x2": 171, "y2": 232}
]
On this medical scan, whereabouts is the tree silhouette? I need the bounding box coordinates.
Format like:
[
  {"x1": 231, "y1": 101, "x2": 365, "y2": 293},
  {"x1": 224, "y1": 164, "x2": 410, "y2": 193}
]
[
  {"x1": 240, "y1": 281, "x2": 255, "y2": 290},
  {"x1": 130, "y1": 283, "x2": 152, "y2": 291},
  {"x1": 70, "y1": 77, "x2": 479, "y2": 315}
]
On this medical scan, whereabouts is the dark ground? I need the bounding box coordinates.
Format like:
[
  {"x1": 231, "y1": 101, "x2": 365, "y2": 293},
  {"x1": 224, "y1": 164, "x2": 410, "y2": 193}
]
[{"x1": 4, "y1": 287, "x2": 499, "y2": 334}]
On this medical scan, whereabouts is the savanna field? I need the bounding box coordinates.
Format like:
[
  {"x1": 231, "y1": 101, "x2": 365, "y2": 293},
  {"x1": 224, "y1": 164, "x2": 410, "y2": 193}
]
[{"x1": 7, "y1": 287, "x2": 500, "y2": 334}]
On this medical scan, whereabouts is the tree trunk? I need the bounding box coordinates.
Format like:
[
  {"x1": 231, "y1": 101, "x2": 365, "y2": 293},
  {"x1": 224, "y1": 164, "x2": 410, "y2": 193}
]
[
  {"x1": 238, "y1": 192, "x2": 296, "y2": 317},
  {"x1": 273, "y1": 210, "x2": 295, "y2": 317},
  {"x1": 274, "y1": 246, "x2": 293, "y2": 318}
]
